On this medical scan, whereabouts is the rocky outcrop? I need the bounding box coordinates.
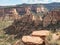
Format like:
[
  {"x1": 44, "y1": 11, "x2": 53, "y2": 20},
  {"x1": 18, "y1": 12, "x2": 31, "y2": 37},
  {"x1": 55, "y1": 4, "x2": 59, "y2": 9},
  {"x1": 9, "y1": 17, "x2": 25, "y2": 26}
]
[
  {"x1": 36, "y1": 5, "x2": 48, "y2": 13},
  {"x1": 25, "y1": 7, "x2": 31, "y2": 15},
  {"x1": 31, "y1": 30, "x2": 50, "y2": 37},
  {"x1": 43, "y1": 10, "x2": 60, "y2": 30},
  {"x1": 0, "y1": 8, "x2": 20, "y2": 20},
  {"x1": 0, "y1": 5, "x2": 48, "y2": 21},
  {"x1": 21, "y1": 30, "x2": 50, "y2": 45},
  {"x1": 13, "y1": 30, "x2": 50, "y2": 45},
  {"x1": 22, "y1": 36, "x2": 44, "y2": 44}
]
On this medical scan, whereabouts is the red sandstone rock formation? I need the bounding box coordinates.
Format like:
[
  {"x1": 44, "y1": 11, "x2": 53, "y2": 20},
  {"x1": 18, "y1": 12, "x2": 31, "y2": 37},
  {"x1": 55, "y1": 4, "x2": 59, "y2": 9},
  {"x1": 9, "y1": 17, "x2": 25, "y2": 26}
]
[
  {"x1": 22, "y1": 36, "x2": 44, "y2": 44},
  {"x1": 25, "y1": 7, "x2": 31, "y2": 15},
  {"x1": 36, "y1": 5, "x2": 48, "y2": 13},
  {"x1": 43, "y1": 10, "x2": 60, "y2": 27},
  {"x1": 31, "y1": 30, "x2": 50, "y2": 37},
  {"x1": 0, "y1": 8, "x2": 20, "y2": 20}
]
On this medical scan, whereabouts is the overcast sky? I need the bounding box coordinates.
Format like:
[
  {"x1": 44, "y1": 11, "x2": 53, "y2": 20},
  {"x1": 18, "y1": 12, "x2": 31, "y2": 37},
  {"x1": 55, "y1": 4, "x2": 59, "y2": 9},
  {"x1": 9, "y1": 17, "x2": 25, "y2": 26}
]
[{"x1": 0, "y1": 0, "x2": 60, "y2": 6}]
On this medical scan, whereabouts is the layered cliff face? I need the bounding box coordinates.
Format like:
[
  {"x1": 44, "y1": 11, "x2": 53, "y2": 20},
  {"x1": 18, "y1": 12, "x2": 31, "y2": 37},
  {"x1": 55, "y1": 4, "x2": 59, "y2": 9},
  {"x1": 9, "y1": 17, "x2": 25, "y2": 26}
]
[
  {"x1": 0, "y1": 8, "x2": 20, "y2": 20},
  {"x1": 0, "y1": 5, "x2": 48, "y2": 21},
  {"x1": 36, "y1": 5, "x2": 48, "y2": 13},
  {"x1": 0, "y1": 2, "x2": 60, "y2": 21},
  {"x1": 43, "y1": 10, "x2": 60, "y2": 31}
]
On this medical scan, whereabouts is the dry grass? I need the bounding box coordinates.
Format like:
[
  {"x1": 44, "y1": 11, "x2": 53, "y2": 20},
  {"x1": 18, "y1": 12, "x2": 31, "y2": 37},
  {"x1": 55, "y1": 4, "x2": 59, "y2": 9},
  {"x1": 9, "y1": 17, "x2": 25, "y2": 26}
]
[
  {"x1": 0, "y1": 20, "x2": 19, "y2": 45},
  {"x1": 0, "y1": 20, "x2": 60, "y2": 45},
  {"x1": 46, "y1": 31, "x2": 60, "y2": 45}
]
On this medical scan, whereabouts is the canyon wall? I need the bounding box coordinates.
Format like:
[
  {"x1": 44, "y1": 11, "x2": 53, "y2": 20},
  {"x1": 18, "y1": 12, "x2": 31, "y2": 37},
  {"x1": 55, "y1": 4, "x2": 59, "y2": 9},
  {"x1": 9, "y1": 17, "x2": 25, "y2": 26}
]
[{"x1": 0, "y1": 5, "x2": 48, "y2": 20}]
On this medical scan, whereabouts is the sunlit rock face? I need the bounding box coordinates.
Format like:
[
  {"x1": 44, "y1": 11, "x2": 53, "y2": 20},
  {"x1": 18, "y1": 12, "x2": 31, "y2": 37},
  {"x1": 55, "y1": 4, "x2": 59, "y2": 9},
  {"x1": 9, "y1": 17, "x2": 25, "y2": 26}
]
[
  {"x1": 36, "y1": 5, "x2": 48, "y2": 13},
  {"x1": 31, "y1": 30, "x2": 50, "y2": 37},
  {"x1": 0, "y1": 8, "x2": 20, "y2": 20},
  {"x1": 36, "y1": 7, "x2": 41, "y2": 13},
  {"x1": 0, "y1": 4, "x2": 48, "y2": 21},
  {"x1": 25, "y1": 6, "x2": 31, "y2": 15},
  {"x1": 4, "y1": 8, "x2": 19, "y2": 20},
  {"x1": 22, "y1": 36, "x2": 44, "y2": 44},
  {"x1": 32, "y1": 15, "x2": 43, "y2": 21}
]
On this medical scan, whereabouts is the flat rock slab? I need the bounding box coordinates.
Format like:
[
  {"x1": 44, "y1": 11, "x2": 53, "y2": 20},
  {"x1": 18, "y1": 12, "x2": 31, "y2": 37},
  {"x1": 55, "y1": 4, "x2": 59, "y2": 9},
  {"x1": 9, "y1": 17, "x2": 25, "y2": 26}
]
[
  {"x1": 22, "y1": 36, "x2": 44, "y2": 44},
  {"x1": 31, "y1": 30, "x2": 50, "y2": 37}
]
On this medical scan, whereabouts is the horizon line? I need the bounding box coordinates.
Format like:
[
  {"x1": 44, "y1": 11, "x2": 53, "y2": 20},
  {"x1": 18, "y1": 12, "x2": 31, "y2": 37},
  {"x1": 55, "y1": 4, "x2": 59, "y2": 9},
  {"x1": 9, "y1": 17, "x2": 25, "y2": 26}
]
[{"x1": 0, "y1": 2, "x2": 60, "y2": 6}]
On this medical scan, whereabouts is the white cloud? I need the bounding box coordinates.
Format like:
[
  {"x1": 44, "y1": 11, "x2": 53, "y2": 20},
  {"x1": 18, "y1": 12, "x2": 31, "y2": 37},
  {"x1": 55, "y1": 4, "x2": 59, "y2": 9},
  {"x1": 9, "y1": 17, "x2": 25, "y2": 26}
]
[
  {"x1": 22, "y1": 0, "x2": 50, "y2": 4},
  {"x1": 54, "y1": 0, "x2": 60, "y2": 2},
  {"x1": 27, "y1": 0, "x2": 60, "y2": 4},
  {"x1": 50, "y1": 0, "x2": 60, "y2": 2},
  {"x1": 0, "y1": 0, "x2": 60, "y2": 6}
]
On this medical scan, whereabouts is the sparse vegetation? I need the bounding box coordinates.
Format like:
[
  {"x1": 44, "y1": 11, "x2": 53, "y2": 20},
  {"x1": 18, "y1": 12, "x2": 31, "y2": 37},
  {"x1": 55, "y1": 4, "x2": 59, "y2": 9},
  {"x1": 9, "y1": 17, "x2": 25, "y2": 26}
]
[
  {"x1": 0, "y1": 20, "x2": 19, "y2": 45},
  {"x1": 0, "y1": 18, "x2": 60, "y2": 45},
  {"x1": 0, "y1": 5, "x2": 60, "y2": 45}
]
